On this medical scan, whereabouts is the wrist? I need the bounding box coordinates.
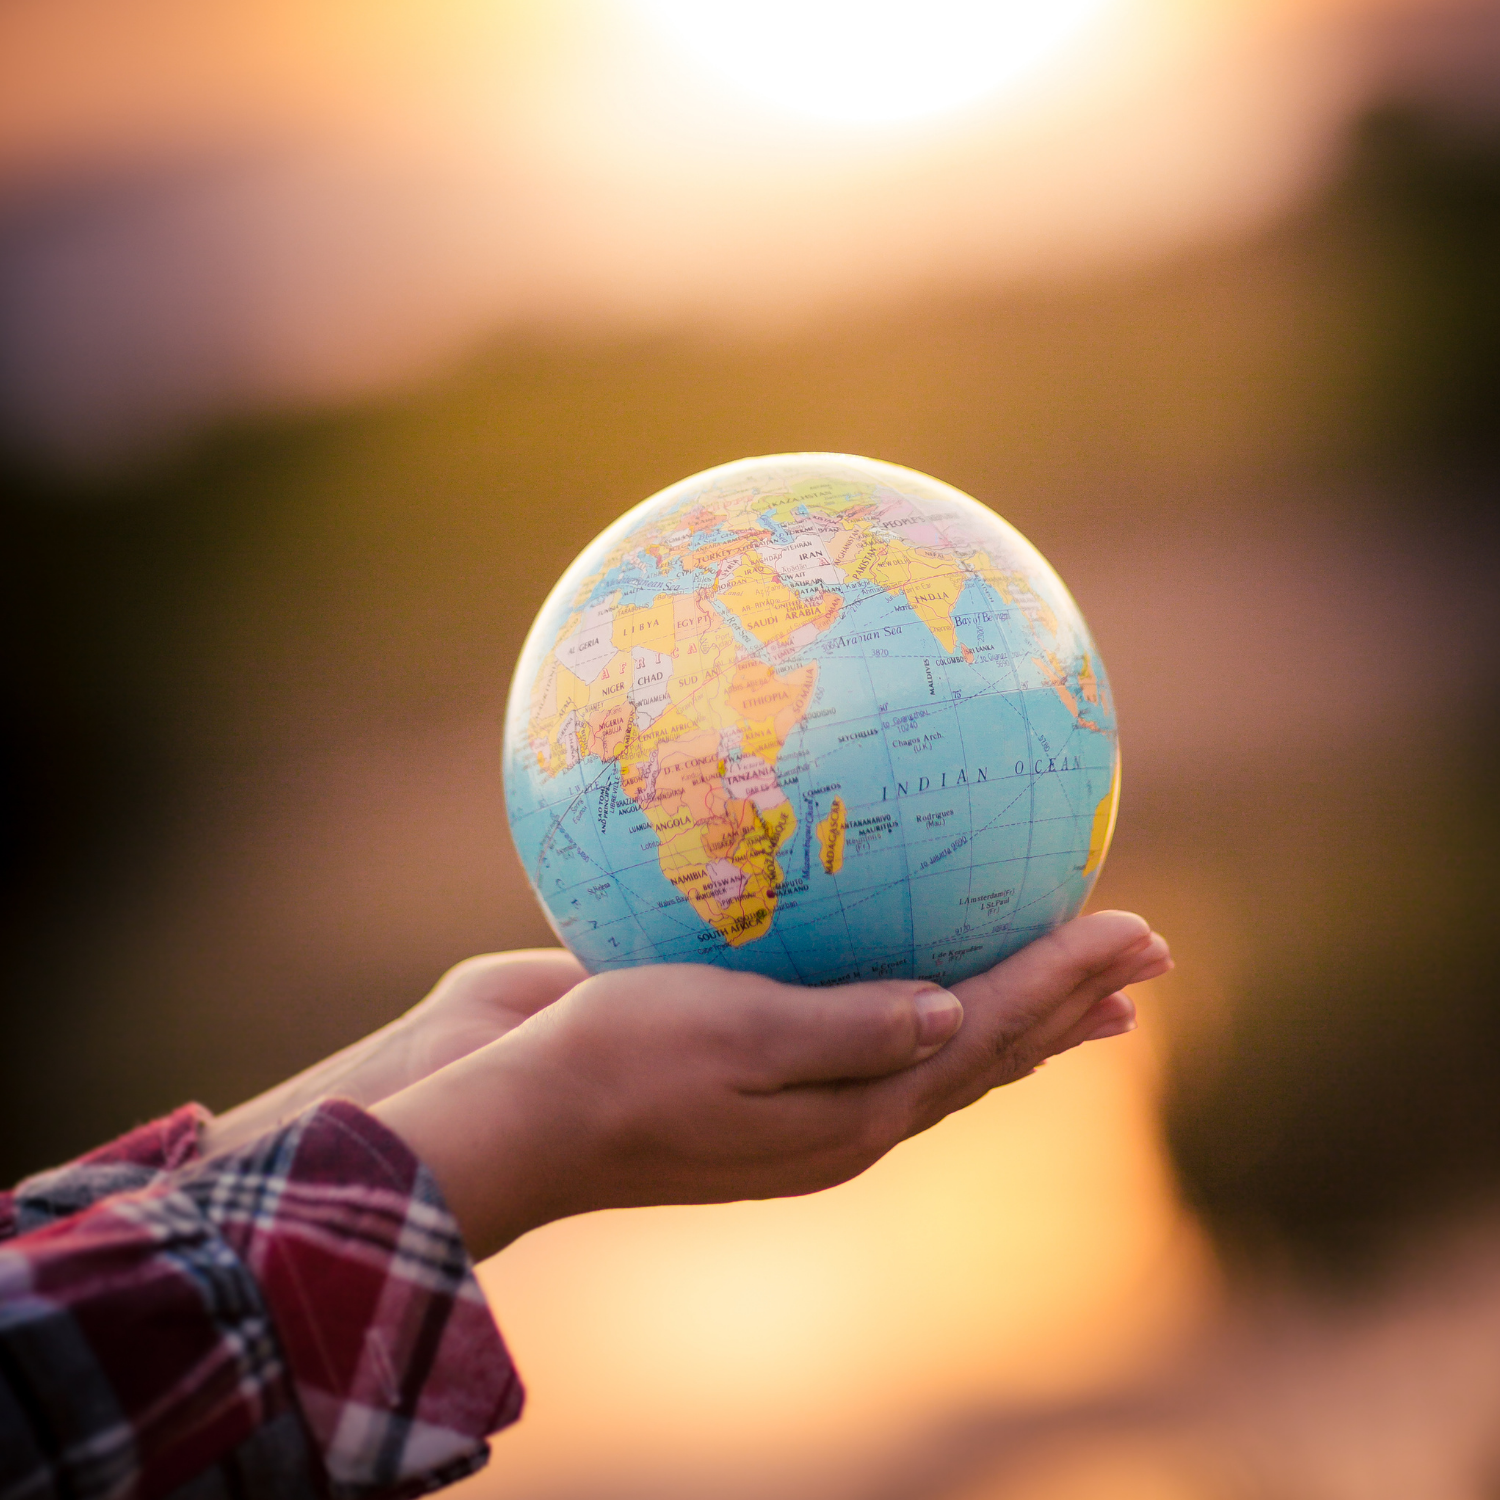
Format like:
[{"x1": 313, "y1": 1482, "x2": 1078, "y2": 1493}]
[{"x1": 370, "y1": 1040, "x2": 591, "y2": 1260}]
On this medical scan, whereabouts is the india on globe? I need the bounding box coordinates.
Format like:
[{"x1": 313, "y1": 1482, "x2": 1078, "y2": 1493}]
[{"x1": 503, "y1": 454, "x2": 1119, "y2": 988}]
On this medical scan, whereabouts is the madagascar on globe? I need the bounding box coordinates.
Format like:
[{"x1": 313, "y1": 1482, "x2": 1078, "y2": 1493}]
[{"x1": 503, "y1": 453, "x2": 1119, "y2": 988}]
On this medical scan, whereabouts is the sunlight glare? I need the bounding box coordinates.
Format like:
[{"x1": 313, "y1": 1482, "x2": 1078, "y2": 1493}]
[{"x1": 631, "y1": 0, "x2": 1117, "y2": 126}]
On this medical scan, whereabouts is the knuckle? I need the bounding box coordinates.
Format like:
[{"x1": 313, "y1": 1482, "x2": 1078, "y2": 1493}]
[
  {"x1": 438, "y1": 953, "x2": 504, "y2": 993},
  {"x1": 762, "y1": 1108, "x2": 841, "y2": 1167},
  {"x1": 443, "y1": 954, "x2": 488, "y2": 981},
  {"x1": 797, "y1": 1095, "x2": 877, "y2": 1161},
  {"x1": 853, "y1": 1102, "x2": 904, "y2": 1161},
  {"x1": 813, "y1": 1139, "x2": 871, "y2": 1192},
  {"x1": 991, "y1": 1026, "x2": 1040, "y2": 1086},
  {"x1": 990, "y1": 1017, "x2": 1028, "y2": 1060},
  {"x1": 1039, "y1": 924, "x2": 1091, "y2": 982}
]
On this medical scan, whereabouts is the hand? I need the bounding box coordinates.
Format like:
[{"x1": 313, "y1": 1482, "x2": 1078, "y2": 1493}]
[
  {"x1": 201, "y1": 949, "x2": 586, "y2": 1156},
  {"x1": 372, "y1": 911, "x2": 1171, "y2": 1260}
]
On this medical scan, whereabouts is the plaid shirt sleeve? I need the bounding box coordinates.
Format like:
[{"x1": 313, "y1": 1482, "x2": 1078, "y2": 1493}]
[
  {"x1": 1, "y1": 1104, "x2": 209, "y2": 1242},
  {"x1": 0, "y1": 1100, "x2": 524, "y2": 1500}
]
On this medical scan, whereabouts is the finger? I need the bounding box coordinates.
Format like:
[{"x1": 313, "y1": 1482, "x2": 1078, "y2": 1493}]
[
  {"x1": 938, "y1": 911, "x2": 1155, "y2": 1073},
  {"x1": 1014, "y1": 932, "x2": 1168, "y2": 1059},
  {"x1": 872, "y1": 914, "x2": 1168, "y2": 1135},
  {"x1": 1049, "y1": 991, "x2": 1136, "y2": 1055},
  {"x1": 726, "y1": 974, "x2": 965, "y2": 1090},
  {"x1": 953, "y1": 939, "x2": 1168, "y2": 1106}
]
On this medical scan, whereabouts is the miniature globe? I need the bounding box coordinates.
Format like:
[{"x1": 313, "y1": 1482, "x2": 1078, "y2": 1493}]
[{"x1": 503, "y1": 454, "x2": 1119, "y2": 988}]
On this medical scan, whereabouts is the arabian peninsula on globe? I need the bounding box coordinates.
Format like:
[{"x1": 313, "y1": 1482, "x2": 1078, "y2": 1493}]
[{"x1": 503, "y1": 454, "x2": 1120, "y2": 988}]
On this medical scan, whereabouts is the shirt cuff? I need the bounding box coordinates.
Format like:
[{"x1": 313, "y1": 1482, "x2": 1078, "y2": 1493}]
[
  {"x1": 6, "y1": 1103, "x2": 208, "y2": 1239},
  {"x1": 177, "y1": 1099, "x2": 523, "y2": 1500},
  {"x1": 74, "y1": 1103, "x2": 209, "y2": 1172}
]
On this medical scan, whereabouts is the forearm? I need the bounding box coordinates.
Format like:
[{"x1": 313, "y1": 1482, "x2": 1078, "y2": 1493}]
[
  {"x1": 200, "y1": 948, "x2": 589, "y2": 1160},
  {"x1": 200, "y1": 1015, "x2": 415, "y2": 1157}
]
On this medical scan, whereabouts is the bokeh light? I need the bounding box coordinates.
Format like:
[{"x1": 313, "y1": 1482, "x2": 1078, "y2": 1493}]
[{"x1": 630, "y1": 0, "x2": 1116, "y2": 125}]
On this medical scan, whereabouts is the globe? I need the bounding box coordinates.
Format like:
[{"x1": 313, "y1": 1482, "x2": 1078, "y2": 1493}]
[{"x1": 503, "y1": 454, "x2": 1119, "y2": 988}]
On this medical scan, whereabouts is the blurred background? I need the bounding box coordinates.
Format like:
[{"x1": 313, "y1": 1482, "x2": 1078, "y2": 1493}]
[{"x1": 3, "y1": 0, "x2": 1499, "y2": 1496}]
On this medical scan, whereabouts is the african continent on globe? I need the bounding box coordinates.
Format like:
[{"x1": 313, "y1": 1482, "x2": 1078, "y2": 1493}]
[{"x1": 503, "y1": 454, "x2": 1119, "y2": 988}]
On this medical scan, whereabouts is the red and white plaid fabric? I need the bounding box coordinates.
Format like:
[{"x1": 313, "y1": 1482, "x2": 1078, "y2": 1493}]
[{"x1": 0, "y1": 1100, "x2": 523, "y2": 1500}]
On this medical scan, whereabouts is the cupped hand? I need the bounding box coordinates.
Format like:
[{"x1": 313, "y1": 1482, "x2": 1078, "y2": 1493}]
[
  {"x1": 391, "y1": 948, "x2": 588, "y2": 1079},
  {"x1": 372, "y1": 911, "x2": 1171, "y2": 1260},
  {"x1": 202, "y1": 948, "x2": 586, "y2": 1156}
]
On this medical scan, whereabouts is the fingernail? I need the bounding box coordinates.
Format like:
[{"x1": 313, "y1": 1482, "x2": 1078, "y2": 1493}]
[
  {"x1": 913, "y1": 987, "x2": 964, "y2": 1056},
  {"x1": 1086, "y1": 1016, "x2": 1137, "y2": 1042}
]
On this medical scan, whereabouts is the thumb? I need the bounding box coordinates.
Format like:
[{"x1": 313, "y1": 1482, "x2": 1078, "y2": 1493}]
[{"x1": 726, "y1": 975, "x2": 966, "y2": 1091}]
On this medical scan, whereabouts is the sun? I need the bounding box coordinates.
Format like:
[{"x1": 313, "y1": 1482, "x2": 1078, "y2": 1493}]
[{"x1": 630, "y1": 0, "x2": 1116, "y2": 127}]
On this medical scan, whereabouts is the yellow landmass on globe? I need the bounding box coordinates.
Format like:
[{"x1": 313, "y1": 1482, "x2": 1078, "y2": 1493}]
[
  {"x1": 1082, "y1": 755, "x2": 1121, "y2": 877},
  {"x1": 610, "y1": 599, "x2": 676, "y2": 656},
  {"x1": 864, "y1": 543, "x2": 968, "y2": 653},
  {"x1": 530, "y1": 586, "x2": 814, "y2": 948},
  {"x1": 1078, "y1": 653, "x2": 1102, "y2": 708},
  {"x1": 649, "y1": 796, "x2": 796, "y2": 948},
  {"x1": 715, "y1": 552, "x2": 842, "y2": 648},
  {"x1": 816, "y1": 797, "x2": 846, "y2": 876}
]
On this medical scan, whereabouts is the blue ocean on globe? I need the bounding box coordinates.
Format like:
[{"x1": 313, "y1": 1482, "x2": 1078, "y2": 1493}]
[{"x1": 504, "y1": 453, "x2": 1119, "y2": 988}]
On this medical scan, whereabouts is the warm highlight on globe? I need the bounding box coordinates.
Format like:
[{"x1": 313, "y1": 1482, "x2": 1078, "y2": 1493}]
[{"x1": 505, "y1": 454, "x2": 1119, "y2": 986}]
